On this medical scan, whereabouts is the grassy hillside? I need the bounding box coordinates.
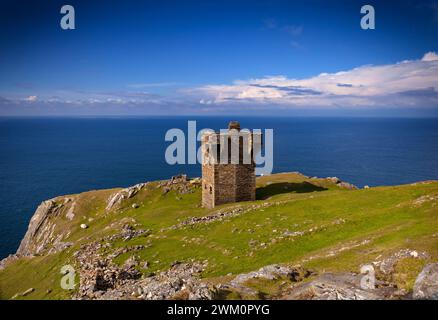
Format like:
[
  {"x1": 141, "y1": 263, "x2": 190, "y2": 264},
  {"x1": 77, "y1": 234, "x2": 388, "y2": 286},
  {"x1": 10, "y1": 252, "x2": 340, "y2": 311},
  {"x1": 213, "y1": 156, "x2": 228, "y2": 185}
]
[{"x1": 0, "y1": 172, "x2": 437, "y2": 299}]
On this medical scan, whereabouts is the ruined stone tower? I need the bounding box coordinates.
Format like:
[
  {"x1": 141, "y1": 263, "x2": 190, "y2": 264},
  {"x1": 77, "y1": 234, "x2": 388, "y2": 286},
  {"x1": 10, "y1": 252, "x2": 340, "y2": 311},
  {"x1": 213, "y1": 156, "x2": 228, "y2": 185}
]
[{"x1": 201, "y1": 121, "x2": 261, "y2": 208}]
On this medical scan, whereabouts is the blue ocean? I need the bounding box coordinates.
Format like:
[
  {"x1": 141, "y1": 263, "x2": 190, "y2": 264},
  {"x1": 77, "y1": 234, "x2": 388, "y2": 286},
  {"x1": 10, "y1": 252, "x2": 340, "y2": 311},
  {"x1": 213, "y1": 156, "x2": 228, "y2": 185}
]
[{"x1": 1, "y1": 116, "x2": 438, "y2": 259}]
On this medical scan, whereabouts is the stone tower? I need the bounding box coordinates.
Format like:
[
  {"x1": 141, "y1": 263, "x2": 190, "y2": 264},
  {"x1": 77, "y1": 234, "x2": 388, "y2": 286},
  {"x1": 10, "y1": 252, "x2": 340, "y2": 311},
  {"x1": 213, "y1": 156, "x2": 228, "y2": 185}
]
[{"x1": 201, "y1": 121, "x2": 260, "y2": 208}]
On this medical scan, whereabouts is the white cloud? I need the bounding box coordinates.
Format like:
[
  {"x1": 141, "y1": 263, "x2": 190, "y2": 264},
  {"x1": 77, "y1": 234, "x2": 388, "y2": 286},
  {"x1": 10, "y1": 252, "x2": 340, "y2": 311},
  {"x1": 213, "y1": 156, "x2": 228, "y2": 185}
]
[
  {"x1": 5, "y1": 52, "x2": 438, "y2": 114},
  {"x1": 190, "y1": 52, "x2": 438, "y2": 108},
  {"x1": 25, "y1": 95, "x2": 38, "y2": 102},
  {"x1": 422, "y1": 51, "x2": 438, "y2": 61}
]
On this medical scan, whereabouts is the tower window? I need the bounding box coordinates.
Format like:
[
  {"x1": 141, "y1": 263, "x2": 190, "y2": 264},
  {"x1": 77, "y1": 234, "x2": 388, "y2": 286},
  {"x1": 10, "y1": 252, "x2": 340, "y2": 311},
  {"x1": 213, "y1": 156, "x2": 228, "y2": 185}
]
[{"x1": 209, "y1": 186, "x2": 212, "y2": 194}]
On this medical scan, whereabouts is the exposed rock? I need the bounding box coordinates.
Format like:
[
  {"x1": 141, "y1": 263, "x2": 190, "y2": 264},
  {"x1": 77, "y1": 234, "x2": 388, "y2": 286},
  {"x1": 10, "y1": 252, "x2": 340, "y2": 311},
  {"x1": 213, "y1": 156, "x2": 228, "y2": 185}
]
[
  {"x1": 75, "y1": 257, "x2": 214, "y2": 300},
  {"x1": 65, "y1": 202, "x2": 76, "y2": 221},
  {"x1": 15, "y1": 199, "x2": 70, "y2": 256},
  {"x1": 80, "y1": 224, "x2": 88, "y2": 229},
  {"x1": 327, "y1": 177, "x2": 341, "y2": 184},
  {"x1": 167, "y1": 202, "x2": 272, "y2": 230},
  {"x1": 51, "y1": 241, "x2": 73, "y2": 254},
  {"x1": 337, "y1": 181, "x2": 358, "y2": 190},
  {"x1": 373, "y1": 249, "x2": 429, "y2": 275},
  {"x1": 187, "y1": 282, "x2": 217, "y2": 300},
  {"x1": 72, "y1": 223, "x2": 153, "y2": 299},
  {"x1": 282, "y1": 230, "x2": 304, "y2": 237},
  {"x1": 125, "y1": 263, "x2": 215, "y2": 300},
  {"x1": 106, "y1": 182, "x2": 148, "y2": 211},
  {"x1": 131, "y1": 203, "x2": 140, "y2": 209},
  {"x1": 412, "y1": 195, "x2": 438, "y2": 208},
  {"x1": 413, "y1": 263, "x2": 438, "y2": 300},
  {"x1": 71, "y1": 218, "x2": 214, "y2": 300},
  {"x1": 16, "y1": 200, "x2": 57, "y2": 256},
  {"x1": 326, "y1": 176, "x2": 358, "y2": 190},
  {"x1": 111, "y1": 224, "x2": 150, "y2": 242},
  {"x1": 160, "y1": 174, "x2": 193, "y2": 195},
  {"x1": 282, "y1": 273, "x2": 393, "y2": 300},
  {"x1": 219, "y1": 264, "x2": 314, "y2": 296},
  {"x1": 106, "y1": 245, "x2": 145, "y2": 260},
  {"x1": 21, "y1": 288, "x2": 35, "y2": 296},
  {"x1": 0, "y1": 254, "x2": 19, "y2": 271},
  {"x1": 231, "y1": 264, "x2": 313, "y2": 285},
  {"x1": 189, "y1": 177, "x2": 201, "y2": 185},
  {"x1": 123, "y1": 255, "x2": 139, "y2": 269},
  {"x1": 73, "y1": 241, "x2": 141, "y2": 299}
]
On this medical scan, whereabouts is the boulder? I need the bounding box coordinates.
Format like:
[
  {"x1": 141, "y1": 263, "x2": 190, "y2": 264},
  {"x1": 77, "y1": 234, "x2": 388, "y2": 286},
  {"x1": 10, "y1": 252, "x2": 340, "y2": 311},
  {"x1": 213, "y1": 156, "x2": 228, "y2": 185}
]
[
  {"x1": 21, "y1": 288, "x2": 35, "y2": 296},
  {"x1": 338, "y1": 182, "x2": 358, "y2": 190},
  {"x1": 327, "y1": 177, "x2": 341, "y2": 184},
  {"x1": 65, "y1": 202, "x2": 76, "y2": 220},
  {"x1": 413, "y1": 263, "x2": 438, "y2": 300},
  {"x1": 283, "y1": 273, "x2": 390, "y2": 300}
]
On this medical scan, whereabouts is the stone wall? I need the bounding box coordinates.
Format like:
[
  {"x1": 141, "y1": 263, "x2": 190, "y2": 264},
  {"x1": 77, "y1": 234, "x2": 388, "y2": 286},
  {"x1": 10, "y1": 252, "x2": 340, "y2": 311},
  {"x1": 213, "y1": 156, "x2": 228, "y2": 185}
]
[
  {"x1": 235, "y1": 164, "x2": 256, "y2": 202},
  {"x1": 202, "y1": 163, "x2": 215, "y2": 208}
]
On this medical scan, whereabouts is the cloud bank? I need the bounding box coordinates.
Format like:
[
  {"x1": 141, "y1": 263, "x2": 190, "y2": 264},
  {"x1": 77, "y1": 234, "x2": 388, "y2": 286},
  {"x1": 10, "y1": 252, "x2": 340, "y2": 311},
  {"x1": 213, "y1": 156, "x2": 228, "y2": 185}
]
[
  {"x1": 1, "y1": 52, "x2": 438, "y2": 115},
  {"x1": 190, "y1": 52, "x2": 438, "y2": 109}
]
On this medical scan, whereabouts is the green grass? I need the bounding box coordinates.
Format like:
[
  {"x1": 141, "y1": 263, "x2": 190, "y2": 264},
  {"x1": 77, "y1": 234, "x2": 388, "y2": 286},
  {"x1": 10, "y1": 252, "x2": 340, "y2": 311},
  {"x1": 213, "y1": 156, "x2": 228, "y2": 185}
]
[
  {"x1": 0, "y1": 249, "x2": 76, "y2": 299},
  {"x1": 392, "y1": 257, "x2": 429, "y2": 291},
  {"x1": 1, "y1": 173, "x2": 437, "y2": 299}
]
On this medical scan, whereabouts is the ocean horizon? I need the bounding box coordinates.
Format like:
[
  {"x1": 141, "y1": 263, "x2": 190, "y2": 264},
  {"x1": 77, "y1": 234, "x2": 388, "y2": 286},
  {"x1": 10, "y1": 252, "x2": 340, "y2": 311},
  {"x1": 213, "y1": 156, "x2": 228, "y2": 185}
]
[{"x1": 1, "y1": 116, "x2": 438, "y2": 259}]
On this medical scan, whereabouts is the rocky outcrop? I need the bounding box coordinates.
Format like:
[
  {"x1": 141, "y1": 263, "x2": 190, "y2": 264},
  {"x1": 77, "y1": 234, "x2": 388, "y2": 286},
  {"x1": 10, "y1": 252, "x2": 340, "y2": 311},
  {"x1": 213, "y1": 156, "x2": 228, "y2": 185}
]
[
  {"x1": 0, "y1": 254, "x2": 19, "y2": 271},
  {"x1": 282, "y1": 249, "x2": 436, "y2": 300},
  {"x1": 373, "y1": 249, "x2": 429, "y2": 275},
  {"x1": 73, "y1": 241, "x2": 142, "y2": 299},
  {"x1": 413, "y1": 263, "x2": 438, "y2": 300},
  {"x1": 111, "y1": 262, "x2": 216, "y2": 300},
  {"x1": 412, "y1": 194, "x2": 438, "y2": 208},
  {"x1": 16, "y1": 198, "x2": 72, "y2": 257},
  {"x1": 73, "y1": 224, "x2": 150, "y2": 299},
  {"x1": 231, "y1": 264, "x2": 312, "y2": 285},
  {"x1": 106, "y1": 182, "x2": 148, "y2": 211},
  {"x1": 326, "y1": 177, "x2": 358, "y2": 190},
  {"x1": 282, "y1": 273, "x2": 393, "y2": 300},
  {"x1": 167, "y1": 202, "x2": 272, "y2": 230},
  {"x1": 72, "y1": 223, "x2": 215, "y2": 300},
  {"x1": 216, "y1": 248, "x2": 438, "y2": 300},
  {"x1": 74, "y1": 236, "x2": 214, "y2": 300},
  {"x1": 219, "y1": 264, "x2": 313, "y2": 296},
  {"x1": 104, "y1": 176, "x2": 194, "y2": 212},
  {"x1": 159, "y1": 174, "x2": 195, "y2": 195},
  {"x1": 16, "y1": 200, "x2": 57, "y2": 256},
  {"x1": 0, "y1": 198, "x2": 75, "y2": 270}
]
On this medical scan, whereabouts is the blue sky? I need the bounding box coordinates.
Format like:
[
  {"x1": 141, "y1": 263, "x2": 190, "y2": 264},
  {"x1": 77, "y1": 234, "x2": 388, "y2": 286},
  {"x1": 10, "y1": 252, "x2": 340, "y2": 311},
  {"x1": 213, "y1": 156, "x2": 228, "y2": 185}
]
[{"x1": 0, "y1": 0, "x2": 437, "y2": 115}]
